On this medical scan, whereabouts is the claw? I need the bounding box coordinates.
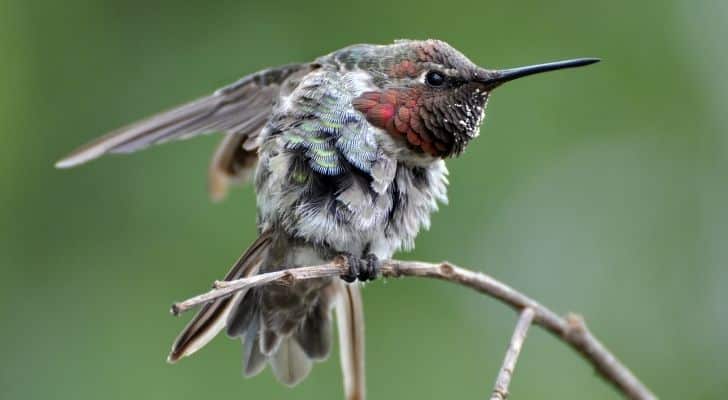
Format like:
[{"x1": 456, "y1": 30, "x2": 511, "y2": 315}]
[
  {"x1": 339, "y1": 253, "x2": 380, "y2": 282},
  {"x1": 360, "y1": 253, "x2": 380, "y2": 281},
  {"x1": 340, "y1": 253, "x2": 360, "y2": 283}
]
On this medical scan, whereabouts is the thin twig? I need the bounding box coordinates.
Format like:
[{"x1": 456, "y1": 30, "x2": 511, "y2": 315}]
[
  {"x1": 170, "y1": 257, "x2": 657, "y2": 400},
  {"x1": 490, "y1": 308, "x2": 535, "y2": 400}
]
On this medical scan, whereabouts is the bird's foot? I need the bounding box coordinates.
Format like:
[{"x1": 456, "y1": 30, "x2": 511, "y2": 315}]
[{"x1": 340, "y1": 253, "x2": 380, "y2": 283}]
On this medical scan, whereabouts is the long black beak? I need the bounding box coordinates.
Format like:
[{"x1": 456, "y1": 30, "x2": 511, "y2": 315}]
[{"x1": 479, "y1": 58, "x2": 600, "y2": 89}]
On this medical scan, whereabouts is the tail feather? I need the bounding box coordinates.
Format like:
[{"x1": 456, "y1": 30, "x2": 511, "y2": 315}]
[
  {"x1": 261, "y1": 328, "x2": 282, "y2": 356},
  {"x1": 229, "y1": 275, "x2": 338, "y2": 386},
  {"x1": 269, "y1": 338, "x2": 313, "y2": 386},
  {"x1": 171, "y1": 235, "x2": 363, "y2": 391},
  {"x1": 336, "y1": 283, "x2": 366, "y2": 400},
  {"x1": 242, "y1": 320, "x2": 267, "y2": 377},
  {"x1": 295, "y1": 302, "x2": 332, "y2": 361},
  {"x1": 226, "y1": 289, "x2": 258, "y2": 337}
]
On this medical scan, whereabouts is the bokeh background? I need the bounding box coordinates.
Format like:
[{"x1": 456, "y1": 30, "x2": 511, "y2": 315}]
[{"x1": 1, "y1": 0, "x2": 726, "y2": 399}]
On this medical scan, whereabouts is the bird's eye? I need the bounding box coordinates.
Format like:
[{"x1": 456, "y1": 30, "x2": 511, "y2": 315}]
[{"x1": 425, "y1": 70, "x2": 446, "y2": 87}]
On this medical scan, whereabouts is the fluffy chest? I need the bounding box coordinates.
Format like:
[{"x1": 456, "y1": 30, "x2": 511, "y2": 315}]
[{"x1": 255, "y1": 149, "x2": 448, "y2": 258}]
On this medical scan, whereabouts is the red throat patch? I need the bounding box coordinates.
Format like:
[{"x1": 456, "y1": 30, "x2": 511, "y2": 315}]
[{"x1": 352, "y1": 89, "x2": 446, "y2": 157}]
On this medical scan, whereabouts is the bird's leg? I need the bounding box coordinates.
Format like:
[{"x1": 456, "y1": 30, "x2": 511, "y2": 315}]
[{"x1": 340, "y1": 253, "x2": 380, "y2": 282}]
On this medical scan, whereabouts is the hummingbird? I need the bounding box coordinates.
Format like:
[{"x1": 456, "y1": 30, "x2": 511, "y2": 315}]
[{"x1": 55, "y1": 39, "x2": 598, "y2": 395}]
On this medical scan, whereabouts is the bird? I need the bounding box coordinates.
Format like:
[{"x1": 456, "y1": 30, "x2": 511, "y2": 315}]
[{"x1": 55, "y1": 39, "x2": 598, "y2": 396}]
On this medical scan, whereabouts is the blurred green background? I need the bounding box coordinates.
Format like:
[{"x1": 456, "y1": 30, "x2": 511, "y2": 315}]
[{"x1": 1, "y1": 0, "x2": 726, "y2": 399}]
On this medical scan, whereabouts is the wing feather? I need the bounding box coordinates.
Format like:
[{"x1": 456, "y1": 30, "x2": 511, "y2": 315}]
[{"x1": 55, "y1": 64, "x2": 307, "y2": 169}]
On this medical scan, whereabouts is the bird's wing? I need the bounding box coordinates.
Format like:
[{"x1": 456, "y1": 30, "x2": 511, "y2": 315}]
[
  {"x1": 167, "y1": 231, "x2": 273, "y2": 363},
  {"x1": 55, "y1": 63, "x2": 308, "y2": 172},
  {"x1": 207, "y1": 131, "x2": 260, "y2": 201},
  {"x1": 271, "y1": 69, "x2": 382, "y2": 178},
  {"x1": 335, "y1": 282, "x2": 366, "y2": 400}
]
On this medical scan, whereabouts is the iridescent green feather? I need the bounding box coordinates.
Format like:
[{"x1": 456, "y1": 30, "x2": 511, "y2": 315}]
[{"x1": 278, "y1": 70, "x2": 379, "y2": 176}]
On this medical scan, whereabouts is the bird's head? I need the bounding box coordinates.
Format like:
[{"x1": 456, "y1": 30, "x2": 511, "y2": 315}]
[{"x1": 349, "y1": 39, "x2": 598, "y2": 158}]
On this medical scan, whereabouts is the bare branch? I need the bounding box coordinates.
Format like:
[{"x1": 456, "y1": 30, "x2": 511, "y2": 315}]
[
  {"x1": 490, "y1": 308, "x2": 535, "y2": 400},
  {"x1": 170, "y1": 257, "x2": 657, "y2": 400},
  {"x1": 170, "y1": 258, "x2": 346, "y2": 316}
]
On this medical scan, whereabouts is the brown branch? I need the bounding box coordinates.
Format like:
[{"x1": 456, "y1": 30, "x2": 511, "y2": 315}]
[
  {"x1": 490, "y1": 308, "x2": 535, "y2": 400},
  {"x1": 170, "y1": 257, "x2": 657, "y2": 400}
]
